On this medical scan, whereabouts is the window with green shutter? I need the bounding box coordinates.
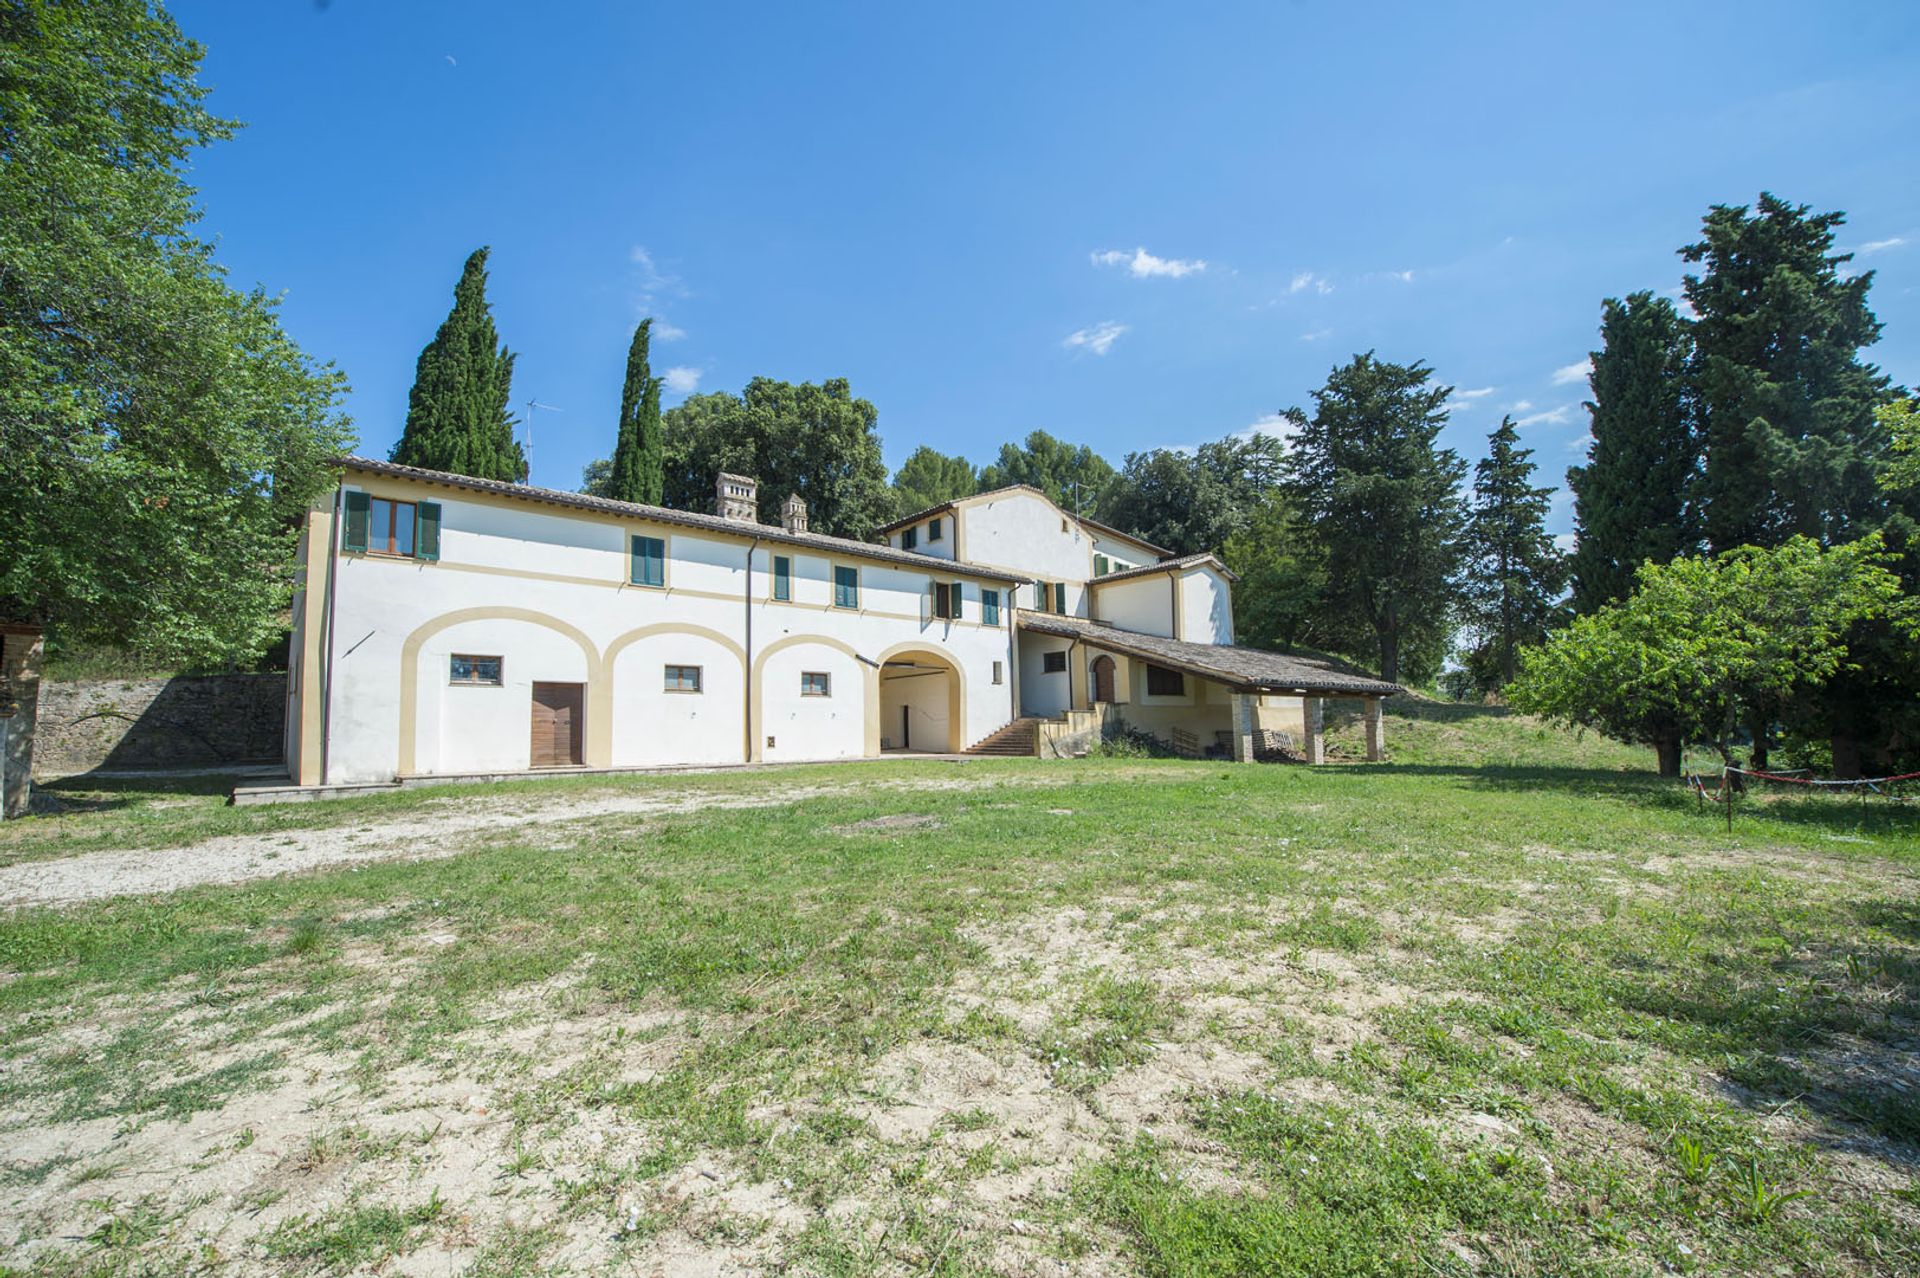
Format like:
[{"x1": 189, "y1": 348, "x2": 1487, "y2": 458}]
[
  {"x1": 630, "y1": 535, "x2": 666, "y2": 587},
  {"x1": 833, "y1": 565, "x2": 859, "y2": 609},
  {"x1": 416, "y1": 501, "x2": 441, "y2": 561},
  {"x1": 343, "y1": 492, "x2": 438, "y2": 560},
  {"x1": 982, "y1": 589, "x2": 999, "y2": 625},
  {"x1": 342, "y1": 490, "x2": 371, "y2": 553},
  {"x1": 928, "y1": 517, "x2": 943, "y2": 541},
  {"x1": 949, "y1": 580, "x2": 963, "y2": 619},
  {"x1": 772, "y1": 554, "x2": 791, "y2": 601},
  {"x1": 1094, "y1": 553, "x2": 1109, "y2": 577},
  {"x1": 1053, "y1": 582, "x2": 1067, "y2": 614},
  {"x1": 902, "y1": 526, "x2": 917, "y2": 550}
]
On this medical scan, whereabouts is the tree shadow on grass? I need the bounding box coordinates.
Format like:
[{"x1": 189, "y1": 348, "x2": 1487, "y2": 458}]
[
  {"x1": 1376, "y1": 762, "x2": 1920, "y2": 841},
  {"x1": 1610, "y1": 917, "x2": 1920, "y2": 1159}
]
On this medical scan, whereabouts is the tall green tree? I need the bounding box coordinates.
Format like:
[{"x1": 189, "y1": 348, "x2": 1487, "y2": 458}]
[
  {"x1": 1284, "y1": 353, "x2": 1468, "y2": 684},
  {"x1": 978, "y1": 430, "x2": 1116, "y2": 513},
  {"x1": 1463, "y1": 417, "x2": 1569, "y2": 690},
  {"x1": 890, "y1": 445, "x2": 979, "y2": 514},
  {"x1": 1882, "y1": 398, "x2": 1920, "y2": 494},
  {"x1": 0, "y1": 0, "x2": 350, "y2": 664},
  {"x1": 1221, "y1": 489, "x2": 1327, "y2": 651},
  {"x1": 662, "y1": 377, "x2": 892, "y2": 539},
  {"x1": 1101, "y1": 434, "x2": 1288, "y2": 556},
  {"x1": 390, "y1": 247, "x2": 524, "y2": 482},
  {"x1": 1567, "y1": 292, "x2": 1696, "y2": 612},
  {"x1": 1684, "y1": 194, "x2": 1891, "y2": 552},
  {"x1": 605, "y1": 319, "x2": 664, "y2": 504}
]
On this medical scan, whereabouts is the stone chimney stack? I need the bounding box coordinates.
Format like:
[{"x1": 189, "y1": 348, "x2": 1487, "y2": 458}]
[
  {"x1": 713, "y1": 472, "x2": 759, "y2": 523},
  {"x1": 780, "y1": 493, "x2": 808, "y2": 535}
]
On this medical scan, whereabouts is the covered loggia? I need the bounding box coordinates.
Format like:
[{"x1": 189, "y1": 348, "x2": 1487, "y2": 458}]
[{"x1": 878, "y1": 649, "x2": 964, "y2": 753}]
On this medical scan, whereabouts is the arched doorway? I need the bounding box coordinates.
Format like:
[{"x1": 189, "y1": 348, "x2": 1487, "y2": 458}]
[
  {"x1": 877, "y1": 647, "x2": 964, "y2": 753},
  {"x1": 1091, "y1": 654, "x2": 1116, "y2": 703}
]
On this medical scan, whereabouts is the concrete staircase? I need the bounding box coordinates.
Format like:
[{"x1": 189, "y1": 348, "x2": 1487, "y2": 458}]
[{"x1": 965, "y1": 717, "x2": 1042, "y2": 757}]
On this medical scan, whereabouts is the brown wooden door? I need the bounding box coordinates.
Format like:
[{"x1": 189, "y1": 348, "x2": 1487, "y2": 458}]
[
  {"x1": 530, "y1": 681, "x2": 584, "y2": 767},
  {"x1": 1091, "y1": 655, "x2": 1116, "y2": 703}
]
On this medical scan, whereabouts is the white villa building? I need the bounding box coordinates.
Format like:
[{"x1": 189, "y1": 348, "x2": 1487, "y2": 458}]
[{"x1": 281, "y1": 458, "x2": 1398, "y2": 788}]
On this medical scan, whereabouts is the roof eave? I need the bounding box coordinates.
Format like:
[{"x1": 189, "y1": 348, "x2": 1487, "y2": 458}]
[{"x1": 331, "y1": 457, "x2": 1026, "y2": 583}]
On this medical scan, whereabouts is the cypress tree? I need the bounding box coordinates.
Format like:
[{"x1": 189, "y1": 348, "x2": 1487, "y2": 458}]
[
  {"x1": 1683, "y1": 194, "x2": 1890, "y2": 552},
  {"x1": 1567, "y1": 292, "x2": 1696, "y2": 612},
  {"x1": 1284, "y1": 352, "x2": 1468, "y2": 684},
  {"x1": 606, "y1": 319, "x2": 664, "y2": 505},
  {"x1": 1464, "y1": 417, "x2": 1568, "y2": 690},
  {"x1": 391, "y1": 247, "x2": 525, "y2": 482}
]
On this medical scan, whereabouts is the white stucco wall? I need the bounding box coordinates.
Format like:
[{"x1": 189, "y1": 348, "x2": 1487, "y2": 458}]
[
  {"x1": 1092, "y1": 573, "x2": 1174, "y2": 637},
  {"x1": 1018, "y1": 633, "x2": 1076, "y2": 717},
  {"x1": 312, "y1": 478, "x2": 1018, "y2": 783},
  {"x1": 959, "y1": 491, "x2": 1093, "y2": 616},
  {"x1": 1181, "y1": 566, "x2": 1235, "y2": 645}
]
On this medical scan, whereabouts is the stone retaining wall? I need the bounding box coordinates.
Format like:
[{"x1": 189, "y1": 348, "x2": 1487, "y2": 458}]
[{"x1": 33, "y1": 674, "x2": 286, "y2": 778}]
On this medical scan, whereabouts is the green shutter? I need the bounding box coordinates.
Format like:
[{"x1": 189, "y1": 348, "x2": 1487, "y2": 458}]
[
  {"x1": 1094, "y1": 554, "x2": 1109, "y2": 577},
  {"x1": 342, "y1": 491, "x2": 370, "y2": 553},
  {"x1": 631, "y1": 536, "x2": 665, "y2": 586},
  {"x1": 773, "y1": 555, "x2": 791, "y2": 600},
  {"x1": 1054, "y1": 582, "x2": 1066, "y2": 614},
  {"x1": 951, "y1": 581, "x2": 964, "y2": 619},
  {"x1": 415, "y1": 501, "x2": 441, "y2": 561}
]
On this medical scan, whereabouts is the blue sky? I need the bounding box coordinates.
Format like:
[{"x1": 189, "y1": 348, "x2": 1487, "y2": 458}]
[{"x1": 177, "y1": 1, "x2": 1919, "y2": 535}]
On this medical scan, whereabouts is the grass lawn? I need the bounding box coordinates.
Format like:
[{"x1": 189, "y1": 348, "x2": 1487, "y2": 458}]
[{"x1": 1, "y1": 712, "x2": 1917, "y2": 1275}]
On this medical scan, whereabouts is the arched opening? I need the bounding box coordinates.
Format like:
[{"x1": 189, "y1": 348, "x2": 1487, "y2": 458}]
[
  {"x1": 878, "y1": 647, "x2": 963, "y2": 754},
  {"x1": 1091, "y1": 654, "x2": 1117, "y2": 704}
]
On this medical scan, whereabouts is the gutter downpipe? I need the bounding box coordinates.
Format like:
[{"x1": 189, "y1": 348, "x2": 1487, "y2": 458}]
[
  {"x1": 318, "y1": 482, "x2": 344, "y2": 787},
  {"x1": 743, "y1": 536, "x2": 760, "y2": 763}
]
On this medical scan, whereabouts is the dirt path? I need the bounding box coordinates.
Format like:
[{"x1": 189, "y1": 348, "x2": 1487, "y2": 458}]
[{"x1": 0, "y1": 772, "x2": 1132, "y2": 911}]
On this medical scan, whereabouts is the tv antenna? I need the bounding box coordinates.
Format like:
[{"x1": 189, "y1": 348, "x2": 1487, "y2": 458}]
[{"x1": 521, "y1": 399, "x2": 564, "y2": 482}]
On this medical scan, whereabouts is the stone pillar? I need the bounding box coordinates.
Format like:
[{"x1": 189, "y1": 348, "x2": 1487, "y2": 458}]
[
  {"x1": 1229, "y1": 692, "x2": 1256, "y2": 763},
  {"x1": 1303, "y1": 696, "x2": 1325, "y2": 765},
  {"x1": 1364, "y1": 697, "x2": 1385, "y2": 762},
  {"x1": 1, "y1": 625, "x2": 44, "y2": 819}
]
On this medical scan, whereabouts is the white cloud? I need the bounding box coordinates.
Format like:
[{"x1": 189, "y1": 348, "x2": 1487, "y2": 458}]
[
  {"x1": 1238, "y1": 412, "x2": 1299, "y2": 445},
  {"x1": 1298, "y1": 326, "x2": 1332, "y2": 342},
  {"x1": 1551, "y1": 358, "x2": 1592, "y2": 386},
  {"x1": 1289, "y1": 271, "x2": 1334, "y2": 295},
  {"x1": 652, "y1": 320, "x2": 687, "y2": 341},
  {"x1": 1063, "y1": 321, "x2": 1129, "y2": 355},
  {"x1": 1507, "y1": 399, "x2": 1533, "y2": 413},
  {"x1": 1858, "y1": 235, "x2": 1908, "y2": 254},
  {"x1": 661, "y1": 366, "x2": 702, "y2": 394},
  {"x1": 1091, "y1": 247, "x2": 1207, "y2": 279},
  {"x1": 1515, "y1": 403, "x2": 1576, "y2": 428},
  {"x1": 1365, "y1": 269, "x2": 1414, "y2": 283},
  {"x1": 1553, "y1": 531, "x2": 1578, "y2": 553},
  {"x1": 1444, "y1": 386, "x2": 1496, "y2": 414}
]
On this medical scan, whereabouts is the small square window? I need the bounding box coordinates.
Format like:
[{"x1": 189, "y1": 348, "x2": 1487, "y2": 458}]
[
  {"x1": 929, "y1": 517, "x2": 943, "y2": 541},
  {"x1": 1146, "y1": 664, "x2": 1185, "y2": 696},
  {"x1": 801, "y1": 671, "x2": 831, "y2": 697},
  {"x1": 664, "y1": 664, "x2": 702, "y2": 693},
  {"x1": 1042, "y1": 651, "x2": 1067, "y2": 674},
  {"x1": 992, "y1": 660, "x2": 1004, "y2": 686},
  {"x1": 902, "y1": 526, "x2": 918, "y2": 550},
  {"x1": 449, "y1": 654, "x2": 502, "y2": 685}
]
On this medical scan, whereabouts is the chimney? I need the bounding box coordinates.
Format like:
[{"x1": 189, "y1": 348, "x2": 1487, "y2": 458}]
[
  {"x1": 713, "y1": 472, "x2": 759, "y2": 523},
  {"x1": 780, "y1": 493, "x2": 808, "y2": 535}
]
